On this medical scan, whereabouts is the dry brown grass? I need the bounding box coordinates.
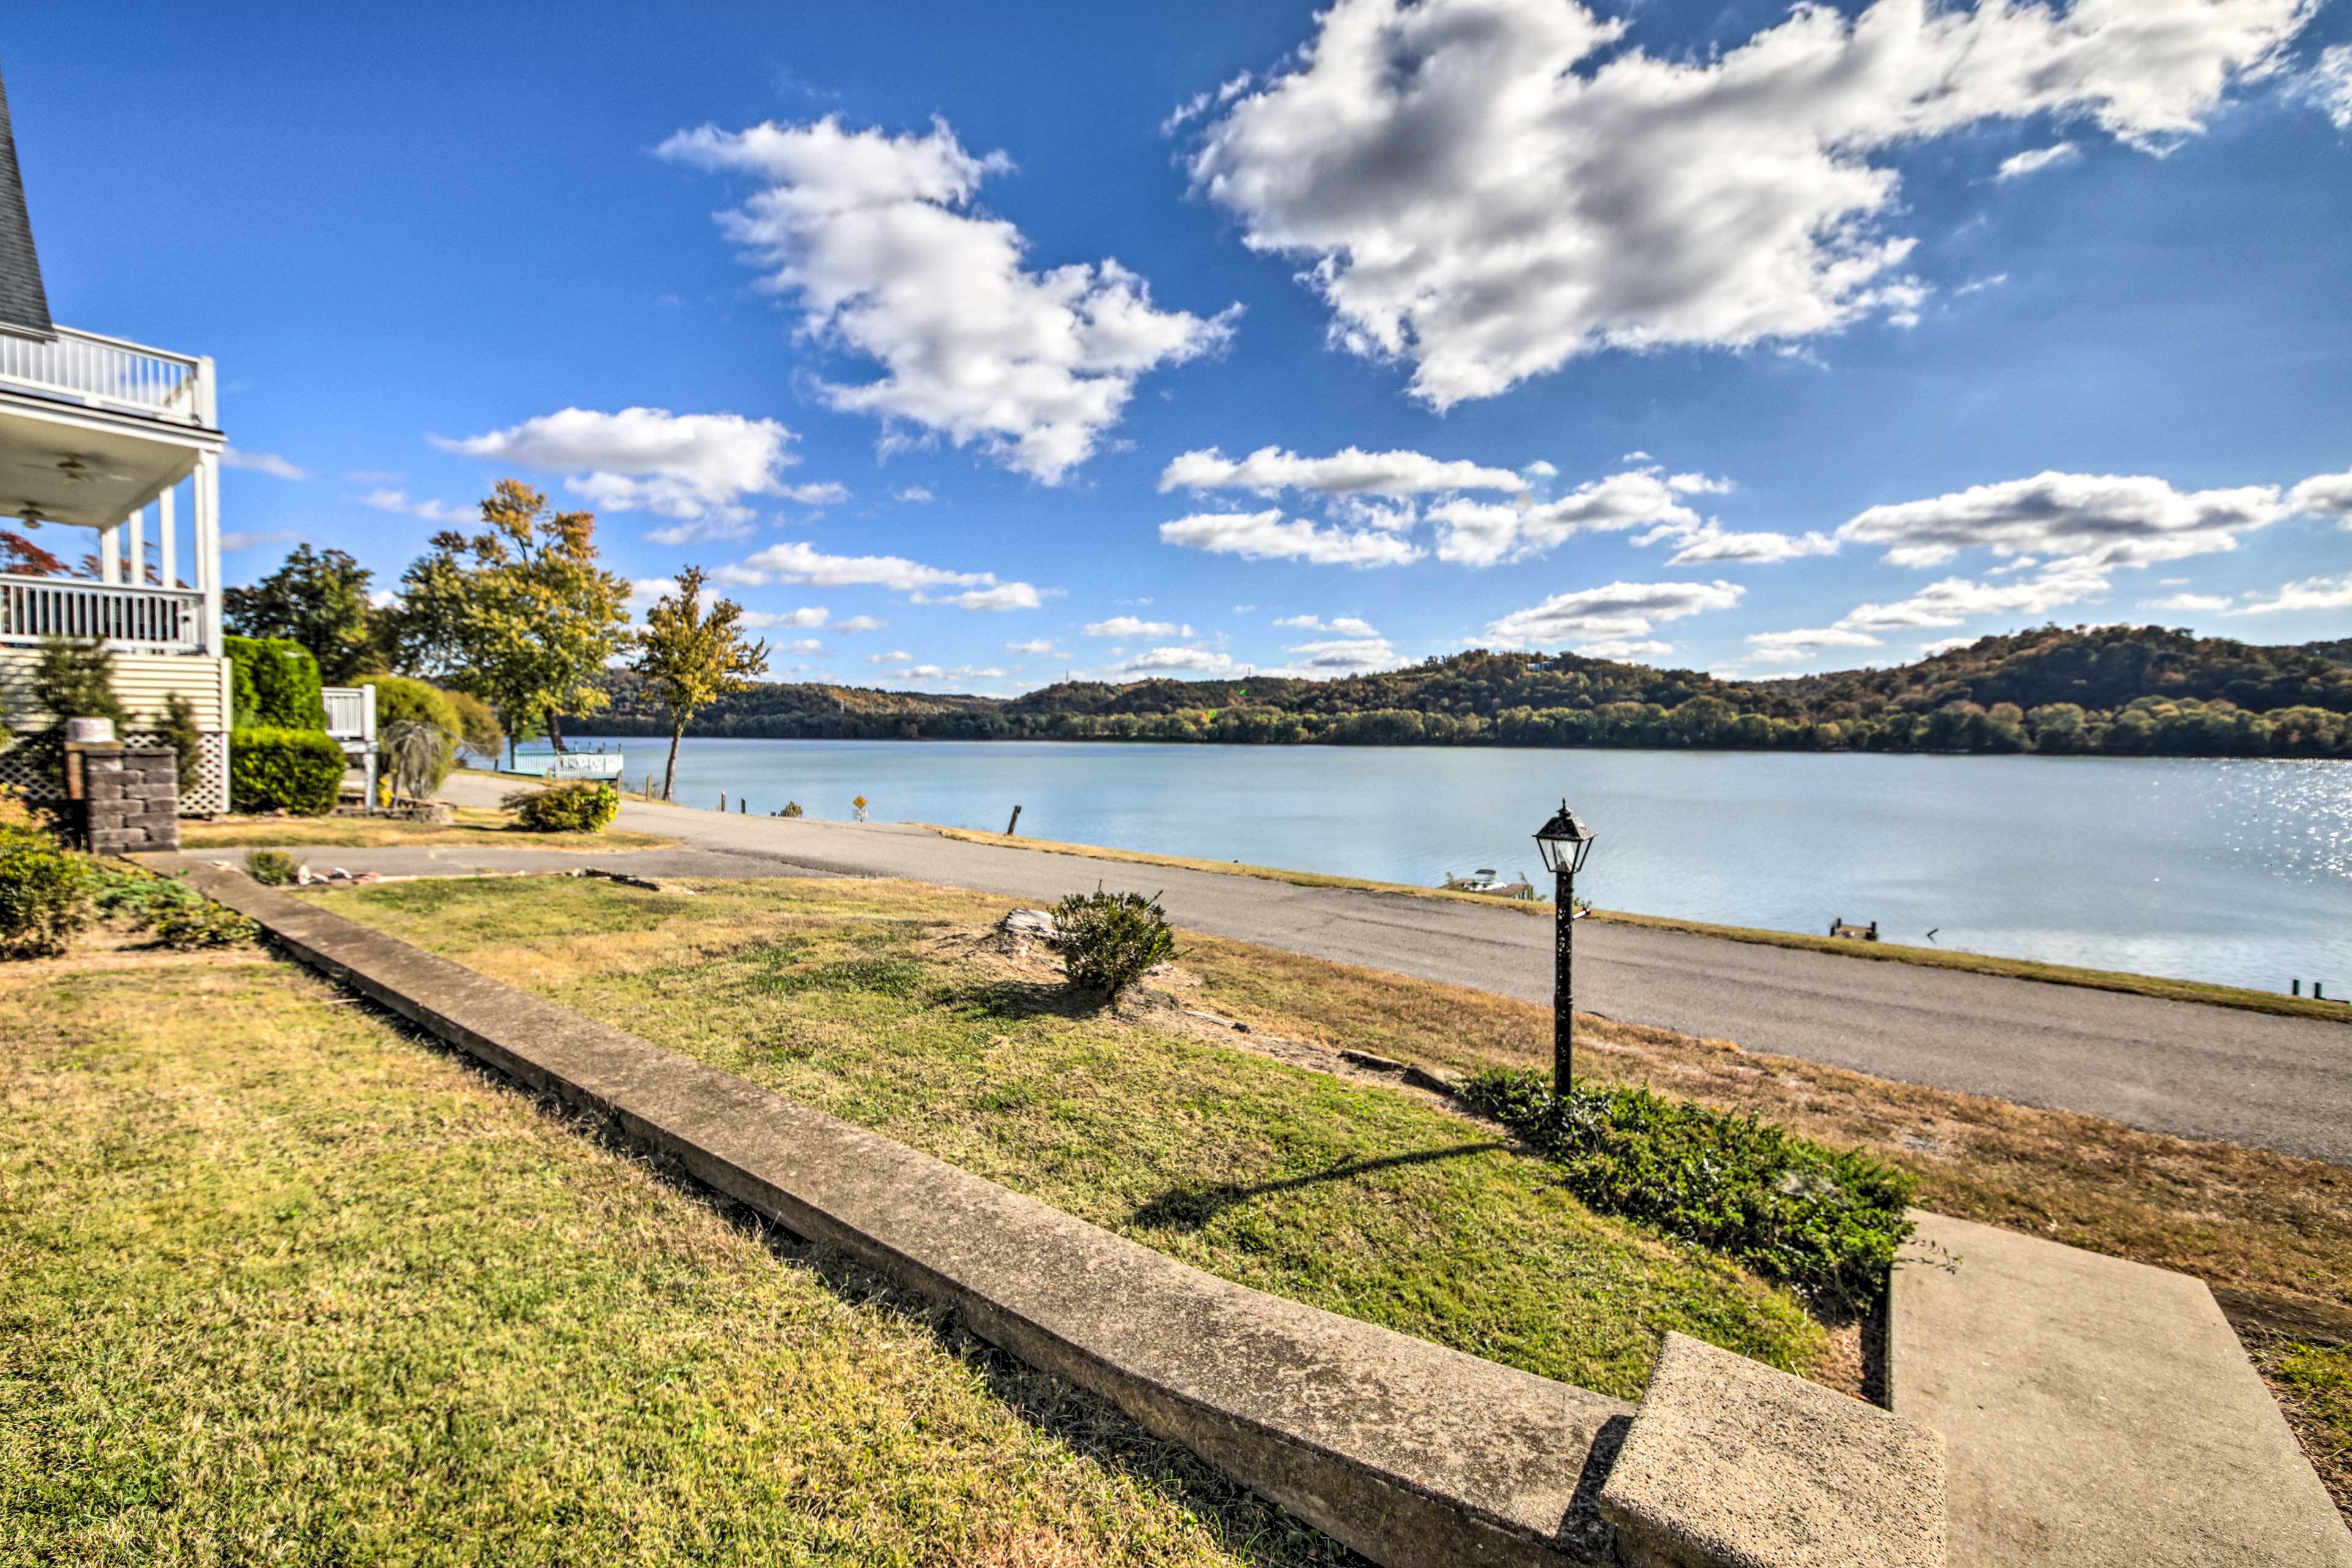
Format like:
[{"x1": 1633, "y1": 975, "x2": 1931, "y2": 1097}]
[{"x1": 178, "y1": 805, "x2": 673, "y2": 851}]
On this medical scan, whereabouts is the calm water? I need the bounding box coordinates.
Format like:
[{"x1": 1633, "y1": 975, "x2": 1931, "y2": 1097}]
[{"x1": 570, "y1": 737, "x2": 2352, "y2": 995}]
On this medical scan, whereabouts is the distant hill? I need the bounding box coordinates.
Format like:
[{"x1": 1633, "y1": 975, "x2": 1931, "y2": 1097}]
[
  {"x1": 578, "y1": 624, "x2": 2351, "y2": 759},
  {"x1": 2302, "y1": 638, "x2": 2352, "y2": 666}
]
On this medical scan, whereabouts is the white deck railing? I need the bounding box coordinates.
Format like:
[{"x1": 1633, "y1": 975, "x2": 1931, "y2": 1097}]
[
  {"x1": 0, "y1": 325, "x2": 214, "y2": 428},
  {"x1": 0, "y1": 573, "x2": 204, "y2": 651}
]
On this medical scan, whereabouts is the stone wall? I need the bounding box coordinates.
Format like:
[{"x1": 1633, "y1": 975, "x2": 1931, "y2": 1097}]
[{"x1": 65, "y1": 741, "x2": 181, "y2": 854}]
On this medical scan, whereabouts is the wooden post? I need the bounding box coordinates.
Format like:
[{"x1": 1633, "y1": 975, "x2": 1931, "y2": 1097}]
[{"x1": 1006, "y1": 804, "x2": 1022, "y2": 836}]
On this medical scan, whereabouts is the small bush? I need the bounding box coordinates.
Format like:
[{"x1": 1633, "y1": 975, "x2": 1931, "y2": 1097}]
[
  {"x1": 230, "y1": 728, "x2": 346, "y2": 815},
  {"x1": 1460, "y1": 1069, "x2": 1915, "y2": 1313},
  {"x1": 778, "y1": 801, "x2": 804, "y2": 818},
  {"x1": 363, "y1": 675, "x2": 461, "y2": 795},
  {"x1": 504, "y1": 782, "x2": 619, "y2": 834},
  {"x1": 86, "y1": 860, "x2": 256, "y2": 949},
  {"x1": 0, "y1": 785, "x2": 55, "y2": 840},
  {"x1": 246, "y1": 849, "x2": 298, "y2": 886},
  {"x1": 0, "y1": 836, "x2": 91, "y2": 959},
  {"x1": 1053, "y1": 884, "x2": 1177, "y2": 1000}
]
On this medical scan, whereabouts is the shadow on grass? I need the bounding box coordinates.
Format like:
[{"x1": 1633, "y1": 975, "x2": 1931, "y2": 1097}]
[
  {"x1": 356, "y1": 998, "x2": 1368, "y2": 1568},
  {"x1": 1130, "y1": 1143, "x2": 1507, "y2": 1234}
]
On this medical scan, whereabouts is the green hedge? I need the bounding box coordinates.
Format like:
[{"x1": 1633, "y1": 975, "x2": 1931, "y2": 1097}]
[
  {"x1": 225, "y1": 636, "x2": 325, "y2": 730},
  {"x1": 1460, "y1": 1069, "x2": 1916, "y2": 1313},
  {"x1": 228, "y1": 728, "x2": 345, "y2": 815}
]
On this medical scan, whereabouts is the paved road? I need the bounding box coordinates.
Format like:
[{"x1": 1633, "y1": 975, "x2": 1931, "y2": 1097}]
[{"x1": 424, "y1": 777, "x2": 2352, "y2": 1163}]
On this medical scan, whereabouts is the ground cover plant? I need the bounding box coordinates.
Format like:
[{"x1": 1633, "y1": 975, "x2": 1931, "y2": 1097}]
[
  {"x1": 318, "y1": 873, "x2": 2352, "y2": 1512},
  {"x1": 178, "y1": 804, "x2": 671, "y2": 851},
  {"x1": 1460, "y1": 1071, "x2": 1914, "y2": 1314},
  {"x1": 318, "y1": 875, "x2": 1838, "y2": 1399},
  {"x1": 0, "y1": 951, "x2": 1354, "y2": 1565}
]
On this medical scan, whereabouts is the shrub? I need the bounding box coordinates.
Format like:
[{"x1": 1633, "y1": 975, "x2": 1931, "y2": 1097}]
[
  {"x1": 229, "y1": 728, "x2": 346, "y2": 815},
  {"x1": 504, "y1": 782, "x2": 619, "y2": 834},
  {"x1": 161, "y1": 692, "x2": 204, "y2": 802},
  {"x1": 1052, "y1": 884, "x2": 1177, "y2": 1000},
  {"x1": 362, "y1": 675, "x2": 461, "y2": 795},
  {"x1": 86, "y1": 859, "x2": 255, "y2": 949},
  {"x1": 246, "y1": 849, "x2": 298, "y2": 886},
  {"x1": 0, "y1": 785, "x2": 54, "y2": 840},
  {"x1": 441, "y1": 688, "x2": 504, "y2": 764},
  {"x1": 1460, "y1": 1069, "x2": 1915, "y2": 1313},
  {"x1": 0, "y1": 835, "x2": 91, "y2": 958},
  {"x1": 225, "y1": 636, "x2": 326, "y2": 729},
  {"x1": 778, "y1": 801, "x2": 804, "y2": 818}
]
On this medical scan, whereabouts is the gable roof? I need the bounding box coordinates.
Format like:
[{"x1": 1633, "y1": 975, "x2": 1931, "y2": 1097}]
[{"x1": 0, "y1": 63, "x2": 53, "y2": 339}]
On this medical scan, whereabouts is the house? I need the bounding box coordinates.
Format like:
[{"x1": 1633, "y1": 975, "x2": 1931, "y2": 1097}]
[{"x1": 0, "y1": 62, "x2": 233, "y2": 812}]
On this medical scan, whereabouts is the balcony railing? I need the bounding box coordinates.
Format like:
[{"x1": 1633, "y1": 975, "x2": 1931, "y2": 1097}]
[
  {"x1": 0, "y1": 325, "x2": 214, "y2": 428},
  {"x1": 0, "y1": 573, "x2": 203, "y2": 652}
]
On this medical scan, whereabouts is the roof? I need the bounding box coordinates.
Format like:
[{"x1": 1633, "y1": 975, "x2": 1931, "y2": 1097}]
[{"x1": 0, "y1": 63, "x2": 53, "y2": 339}]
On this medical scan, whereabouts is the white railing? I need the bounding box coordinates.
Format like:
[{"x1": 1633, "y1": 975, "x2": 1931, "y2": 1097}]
[
  {"x1": 0, "y1": 325, "x2": 213, "y2": 427},
  {"x1": 323, "y1": 685, "x2": 377, "y2": 743},
  {"x1": 0, "y1": 573, "x2": 203, "y2": 651}
]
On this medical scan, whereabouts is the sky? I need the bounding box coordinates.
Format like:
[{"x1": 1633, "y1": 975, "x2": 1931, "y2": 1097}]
[{"x1": 9, "y1": 0, "x2": 2352, "y2": 692}]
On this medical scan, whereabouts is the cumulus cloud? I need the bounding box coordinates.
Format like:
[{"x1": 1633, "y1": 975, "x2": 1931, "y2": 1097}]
[
  {"x1": 626, "y1": 576, "x2": 681, "y2": 612},
  {"x1": 222, "y1": 447, "x2": 309, "y2": 481},
  {"x1": 1159, "y1": 509, "x2": 1424, "y2": 567},
  {"x1": 2229, "y1": 573, "x2": 2352, "y2": 614},
  {"x1": 722, "y1": 540, "x2": 1044, "y2": 610},
  {"x1": 1657, "y1": 523, "x2": 1839, "y2": 566},
  {"x1": 739, "y1": 606, "x2": 832, "y2": 629},
  {"x1": 1839, "y1": 562, "x2": 2114, "y2": 630},
  {"x1": 438, "y1": 407, "x2": 815, "y2": 529},
  {"x1": 1484, "y1": 579, "x2": 1744, "y2": 647},
  {"x1": 868, "y1": 650, "x2": 913, "y2": 665},
  {"x1": 1085, "y1": 616, "x2": 1193, "y2": 638},
  {"x1": 2144, "y1": 591, "x2": 2234, "y2": 612},
  {"x1": 834, "y1": 615, "x2": 887, "y2": 633},
  {"x1": 1279, "y1": 636, "x2": 1407, "y2": 674},
  {"x1": 661, "y1": 116, "x2": 1236, "y2": 483},
  {"x1": 1430, "y1": 469, "x2": 1711, "y2": 565},
  {"x1": 358, "y1": 488, "x2": 472, "y2": 523},
  {"x1": 1574, "y1": 639, "x2": 1674, "y2": 662},
  {"x1": 894, "y1": 486, "x2": 936, "y2": 503},
  {"x1": 1996, "y1": 141, "x2": 2081, "y2": 179},
  {"x1": 1273, "y1": 614, "x2": 1379, "y2": 635},
  {"x1": 1744, "y1": 626, "x2": 1887, "y2": 665},
  {"x1": 1186, "y1": 0, "x2": 2312, "y2": 404},
  {"x1": 1006, "y1": 638, "x2": 1060, "y2": 655},
  {"x1": 1159, "y1": 444, "x2": 1523, "y2": 497},
  {"x1": 2288, "y1": 466, "x2": 2352, "y2": 521},
  {"x1": 1837, "y1": 471, "x2": 2282, "y2": 568},
  {"x1": 1112, "y1": 646, "x2": 1238, "y2": 675}
]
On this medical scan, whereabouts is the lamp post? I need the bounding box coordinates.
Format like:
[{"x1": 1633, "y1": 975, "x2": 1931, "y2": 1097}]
[{"x1": 1533, "y1": 801, "x2": 1597, "y2": 1100}]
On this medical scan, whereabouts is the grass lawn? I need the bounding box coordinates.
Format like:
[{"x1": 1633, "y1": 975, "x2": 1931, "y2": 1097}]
[
  {"x1": 314, "y1": 873, "x2": 2352, "y2": 1514},
  {"x1": 921, "y1": 826, "x2": 2347, "y2": 1025},
  {"x1": 0, "y1": 949, "x2": 1370, "y2": 1565},
  {"x1": 177, "y1": 805, "x2": 673, "y2": 852}
]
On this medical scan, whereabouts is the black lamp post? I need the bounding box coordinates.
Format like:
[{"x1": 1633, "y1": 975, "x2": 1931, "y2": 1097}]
[{"x1": 1533, "y1": 801, "x2": 1598, "y2": 1100}]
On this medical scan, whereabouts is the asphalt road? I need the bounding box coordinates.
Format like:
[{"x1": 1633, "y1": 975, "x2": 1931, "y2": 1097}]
[{"x1": 404, "y1": 776, "x2": 2350, "y2": 1164}]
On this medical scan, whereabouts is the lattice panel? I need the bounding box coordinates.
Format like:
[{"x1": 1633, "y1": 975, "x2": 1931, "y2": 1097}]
[{"x1": 0, "y1": 729, "x2": 228, "y2": 814}]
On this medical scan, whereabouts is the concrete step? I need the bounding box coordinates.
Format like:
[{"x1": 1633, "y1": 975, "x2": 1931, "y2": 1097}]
[{"x1": 1891, "y1": 1210, "x2": 2350, "y2": 1567}]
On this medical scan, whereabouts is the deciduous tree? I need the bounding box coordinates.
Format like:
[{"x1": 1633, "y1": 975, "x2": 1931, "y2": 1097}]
[
  {"x1": 223, "y1": 545, "x2": 383, "y2": 683},
  {"x1": 633, "y1": 565, "x2": 769, "y2": 801}
]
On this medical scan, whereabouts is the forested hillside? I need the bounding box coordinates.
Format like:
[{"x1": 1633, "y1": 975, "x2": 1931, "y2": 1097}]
[{"x1": 580, "y1": 625, "x2": 2352, "y2": 758}]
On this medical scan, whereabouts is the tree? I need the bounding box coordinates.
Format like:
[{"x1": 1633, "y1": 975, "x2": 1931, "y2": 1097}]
[
  {"x1": 633, "y1": 565, "x2": 769, "y2": 801},
  {"x1": 223, "y1": 545, "x2": 383, "y2": 683},
  {"x1": 387, "y1": 480, "x2": 633, "y2": 760},
  {"x1": 1, "y1": 526, "x2": 64, "y2": 576}
]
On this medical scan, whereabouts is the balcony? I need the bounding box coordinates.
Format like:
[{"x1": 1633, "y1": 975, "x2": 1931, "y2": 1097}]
[
  {"x1": 0, "y1": 572, "x2": 203, "y2": 653},
  {"x1": 0, "y1": 325, "x2": 214, "y2": 430}
]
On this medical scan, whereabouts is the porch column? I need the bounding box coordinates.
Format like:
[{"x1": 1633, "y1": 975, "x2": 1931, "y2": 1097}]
[
  {"x1": 193, "y1": 450, "x2": 222, "y2": 655},
  {"x1": 127, "y1": 506, "x2": 145, "y2": 585},
  {"x1": 99, "y1": 521, "x2": 121, "y2": 584},
  {"x1": 157, "y1": 484, "x2": 176, "y2": 590}
]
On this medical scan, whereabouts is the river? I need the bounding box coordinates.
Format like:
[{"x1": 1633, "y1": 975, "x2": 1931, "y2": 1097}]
[{"x1": 561, "y1": 737, "x2": 2351, "y2": 995}]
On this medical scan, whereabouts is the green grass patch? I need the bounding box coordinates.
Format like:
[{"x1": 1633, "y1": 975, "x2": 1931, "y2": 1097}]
[
  {"x1": 318, "y1": 875, "x2": 1832, "y2": 1398},
  {"x1": 1459, "y1": 1069, "x2": 1915, "y2": 1314},
  {"x1": 0, "y1": 954, "x2": 1363, "y2": 1565}
]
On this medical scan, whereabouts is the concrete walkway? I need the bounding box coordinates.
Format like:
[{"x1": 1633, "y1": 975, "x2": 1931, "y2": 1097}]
[
  {"x1": 1892, "y1": 1211, "x2": 2351, "y2": 1566},
  {"x1": 434, "y1": 775, "x2": 2352, "y2": 1166}
]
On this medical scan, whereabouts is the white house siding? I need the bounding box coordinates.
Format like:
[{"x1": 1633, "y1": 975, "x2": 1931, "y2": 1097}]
[{"x1": 0, "y1": 649, "x2": 233, "y2": 811}]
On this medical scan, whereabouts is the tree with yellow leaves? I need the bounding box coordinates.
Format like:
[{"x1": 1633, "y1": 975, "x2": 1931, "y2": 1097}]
[{"x1": 633, "y1": 565, "x2": 769, "y2": 801}]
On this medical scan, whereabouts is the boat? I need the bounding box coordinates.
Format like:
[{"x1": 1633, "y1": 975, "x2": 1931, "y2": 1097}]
[
  {"x1": 1442, "y1": 868, "x2": 1536, "y2": 900},
  {"x1": 510, "y1": 747, "x2": 625, "y2": 783}
]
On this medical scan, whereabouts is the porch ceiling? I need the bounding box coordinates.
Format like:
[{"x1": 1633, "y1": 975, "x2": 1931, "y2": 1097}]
[{"x1": 0, "y1": 401, "x2": 200, "y2": 528}]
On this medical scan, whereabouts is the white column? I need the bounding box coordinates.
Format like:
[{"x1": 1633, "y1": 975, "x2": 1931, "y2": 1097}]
[
  {"x1": 99, "y1": 522, "x2": 121, "y2": 584},
  {"x1": 194, "y1": 451, "x2": 222, "y2": 656},
  {"x1": 158, "y1": 483, "x2": 176, "y2": 589},
  {"x1": 127, "y1": 506, "x2": 146, "y2": 585}
]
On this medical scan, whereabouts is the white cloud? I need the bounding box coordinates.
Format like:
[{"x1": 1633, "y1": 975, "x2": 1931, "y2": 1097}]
[
  {"x1": 222, "y1": 447, "x2": 309, "y2": 481},
  {"x1": 220, "y1": 529, "x2": 302, "y2": 552},
  {"x1": 1273, "y1": 613, "x2": 1379, "y2": 636},
  {"x1": 1484, "y1": 579, "x2": 1744, "y2": 647},
  {"x1": 2287, "y1": 467, "x2": 2352, "y2": 521},
  {"x1": 1996, "y1": 141, "x2": 2081, "y2": 180},
  {"x1": 437, "y1": 407, "x2": 810, "y2": 526},
  {"x1": 2225, "y1": 574, "x2": 2352, "y2": 615},
  {"x1": 868, "y1": 650, "x2": 914, "y2": 665},
  {"x1": 1163, "y1": 71, "x2": 1256, "y2": 136},
  {"x1": 1159, "y1": 508, "x2": 1424, "y2": 567},
  {"x1": 1006, "y1": 638, "x2": 1059, "y2": 655},
  {"x1": 1918, "y1": 636, "x2": 1978, "y2": 656},
  {"x1": 897, "y1": 663, "x2": 1006, "y2": 681},
  {"x1": 1955, "y1": 273, "x2": 2010, "y2": 296},
  {"x1": 1574, "y1": 639, "x2": 1673, "y2": 662},
  {"x1": 723, "y1": 540, "x2": 1044, "y2": 610},
  {"x1": 1837, "y1": 561, "x2": 2113, "y2": 630},
  {"x1": 627, "y1": 576, "x2": 680, "y2": 611},
  {"x1": 358, "y1": 488, "x2": 472, "y2": 524},
  {"x1": 894, "y1": 486, "x2": 936, "y2": 503},
  {"x1": 1084, "y1": 615, "x2": 1193, "y2": 638},
  {"x1": 1159, "y1": 444, "x2": 1523, "y2": 497},
  {"x1": 1523, "y1": 460, "x2": 1559, "y2": 478},
  {"x1": 1659, "y1": 524, "x2": 1838, "y2": 566},
  {"x1": 782, "y1": 481, "x2": 852, "y2": 507},
  {"x1": 1282, "y1": 635, "x2": 1407, "y2": 673},
  {"x1": 1429, "y1": 469, "x2": 1708, "y2": 565},
  {"x1": 367, "y1": 588, "x2": 401, "y2": 610},
  {"x1": 1112, "y1": 646, "x2": 1238, "y2": 675},
  {"x1": 2144, "y1": 591, "x2": 2233, "y2": 612},
  {"x1": 739, "y1": 606, "x2": 832, "y2": 629},
  {"x1": 1744, "y1": 626, "x2": 1887, "y2": 665},
  {"x1": 1838, "y1": 471, "x2": 2282, "y2": 568},
  {"x1": 783, "y1": 639, "x2": 829, "y2": 656},
  {"x1": 661, "y1": 116, "x2": 1236, "y2": 483},
  {"x1": 646, "y1": 516, "x2": 758, "y2": 546},
  {"x1": 2301, "y1": 43, "x2": 2352, "y2": 129},
  {"x1": 1188, "y1": 0, "x2": 2312, "y2": 405},
  {"x1": 834, "y1": 615, "x2": 886, "y2": 633}
]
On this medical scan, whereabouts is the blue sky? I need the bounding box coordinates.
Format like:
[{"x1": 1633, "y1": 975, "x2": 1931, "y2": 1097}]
[{"x1": 10, "y1": 0, "x2": 2351, "y2": 691}]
